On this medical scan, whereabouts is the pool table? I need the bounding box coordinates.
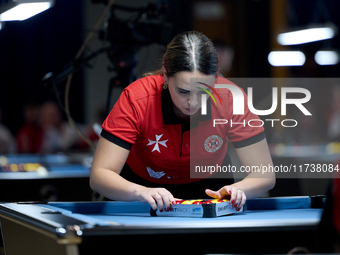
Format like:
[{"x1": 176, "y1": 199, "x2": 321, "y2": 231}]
[
  {"x1": 0, "y1": 154, "x2": 93, "y2": 201},
  {"x1": 0, "y1": 196, "x2": 324, "y2": 254}
]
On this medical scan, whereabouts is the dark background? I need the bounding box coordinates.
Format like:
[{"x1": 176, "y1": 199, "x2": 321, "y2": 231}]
[{"x1": 0, "y1": 0, "x2": 84, "y2": 133}]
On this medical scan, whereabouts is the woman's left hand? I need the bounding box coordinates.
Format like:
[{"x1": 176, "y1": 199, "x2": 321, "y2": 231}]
[{"x1": 205, "y1": 185, "x2": 246, "y2": 211}]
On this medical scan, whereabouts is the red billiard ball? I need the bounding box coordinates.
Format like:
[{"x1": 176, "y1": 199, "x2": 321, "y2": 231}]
[
  {"x1": 203, "y1": 200, "x2": 213, "y2": 204},
  {"x1": 174, "y1": 200, "x2": 186, "y2": 205},
  {"x1": 192, "y1": 201, "x2": 203, "y2": 204}
]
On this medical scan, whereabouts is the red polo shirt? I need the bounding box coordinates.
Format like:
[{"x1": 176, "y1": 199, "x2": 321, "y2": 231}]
[{"x1": 102, "y1": 74, "x2": 265, "y2": 184}]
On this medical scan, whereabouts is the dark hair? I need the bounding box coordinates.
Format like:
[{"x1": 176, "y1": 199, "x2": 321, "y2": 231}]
[{"x1": 145, "y1": 31, "x2": 218, "y2": 76}]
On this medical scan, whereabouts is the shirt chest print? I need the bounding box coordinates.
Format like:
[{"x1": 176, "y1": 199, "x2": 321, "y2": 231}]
[{"x1": 147, "y1": 134, "x2": 168, "y2": 153}]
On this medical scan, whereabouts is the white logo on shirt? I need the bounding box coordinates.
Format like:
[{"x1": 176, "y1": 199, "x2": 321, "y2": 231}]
[
  {"x1": 146, "y1": 166, "x2": 166, "y2": 179},
  {"x1": 147, "y1": 134, "x2": 168, "y2": 153},
  {"x1": 204, "y1": 135, "x2": 223, "y2": 153}
]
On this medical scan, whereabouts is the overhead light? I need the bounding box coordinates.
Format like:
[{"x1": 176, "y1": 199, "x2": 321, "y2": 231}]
[
  {"x1": 268, "y1": 51, "x2": 306, "y2": 66},
  {"x1": 277, "y1": 23, "x2": 337, "y2": 45},
  {"x1": 0, "y1": 0, "x2": 54, "y2": 22},
  {"x1": 315, "y1": 50, "x2": 340, "y2": 65}
]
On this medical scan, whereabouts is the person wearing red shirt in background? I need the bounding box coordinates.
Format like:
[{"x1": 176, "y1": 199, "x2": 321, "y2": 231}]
[
  {"x1": 90, "y1": 31, "x2": 275, "y2": 212},
  {"x1": 0, "y1": 107, "x2": 16, "y2": 154},
  {"x1": 16, "y1": 104, "x2": 44, "y2": 153}
]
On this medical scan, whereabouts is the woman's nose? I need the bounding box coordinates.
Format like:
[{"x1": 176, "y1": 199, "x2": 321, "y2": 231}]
[{"x1": 188, "y1": 94, "x2": 199, "y2": 108}]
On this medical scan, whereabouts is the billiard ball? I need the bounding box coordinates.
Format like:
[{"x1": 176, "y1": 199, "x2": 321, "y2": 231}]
[
  {"x1": 181, "y1": 200, "x2": 191, "y2": 204},
  {"x1": 174, "y1": 200, "x2": 186, "y2": 205}
]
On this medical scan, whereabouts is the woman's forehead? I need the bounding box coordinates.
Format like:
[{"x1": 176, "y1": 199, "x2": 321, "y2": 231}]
[{"x1": 171, "y1": 71, "x2": 215, "y2": 88}]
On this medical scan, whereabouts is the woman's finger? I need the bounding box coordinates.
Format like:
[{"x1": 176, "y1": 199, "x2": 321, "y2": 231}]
[
  {"x1": 153, "y1": 192, "x2": 164, "y2": 212},
  {"x1": 237, "y1": 192, "x2": 247, "y2": 211},
  {"x1": 229, "y1": 186, "x2": 237, "y2": 205},
  {"x1": 146, "y1": 194, "x2": 158, "y2": 211},
  {"x1": 158, "y1": 191, "x2": 171, "y2": 211},
  {"x1": 205, "y1": 189, "x2": 221, "y2": 199},
  {"x1": 233, "y1": 188, "x2": 244, "y2": 208}
]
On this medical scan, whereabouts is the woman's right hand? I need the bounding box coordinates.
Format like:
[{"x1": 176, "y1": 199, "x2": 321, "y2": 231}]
[{"x1": 134, "y1": 186, "x2": 176, "y2": 212}]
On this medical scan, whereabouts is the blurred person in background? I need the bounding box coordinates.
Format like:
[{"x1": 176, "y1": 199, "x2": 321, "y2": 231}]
[
  {"x1": 77, "y1": 105, "x2": 106, "y2": 150},
  {"x1": 39, "y1": 101, "x2": 63, "y2": 153},
  {"x1": 39, "y1": 101, "x2": 83, "y2": 153},
  {"x1": 0, "y1": 107, "x2": 16, "y2": 154},
  {"x1": 16, "y1": 104, "x2": 44, "y2": 153},
  {"x1": 16, "y1": 101, "x2": 82, "y2": 154},
  {"x1": 213, "y1": 40, "x2": 234, "y2": 78}
]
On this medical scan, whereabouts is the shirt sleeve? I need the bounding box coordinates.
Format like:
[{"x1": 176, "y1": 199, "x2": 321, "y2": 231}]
[
  {"x1": 101, "y1": 89, "x2": 142, "y2": 149},
  {"x1": 226, "y1": 87, "x2": 266, "y2": 148}
]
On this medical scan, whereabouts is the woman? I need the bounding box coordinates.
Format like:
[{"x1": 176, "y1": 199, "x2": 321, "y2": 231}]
[{"x1": 90, "y1": 31, "x2": 275, "y2": 212}]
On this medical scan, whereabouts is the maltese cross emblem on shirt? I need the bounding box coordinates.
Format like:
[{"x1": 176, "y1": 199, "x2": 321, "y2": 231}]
[{"x1": 147, "y1": 134, "x2": 168, "y2": 153}]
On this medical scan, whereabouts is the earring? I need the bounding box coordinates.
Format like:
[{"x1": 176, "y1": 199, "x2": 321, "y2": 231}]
[{"x1": 163, "y1": 82, "x2": 168, "y2": 89}]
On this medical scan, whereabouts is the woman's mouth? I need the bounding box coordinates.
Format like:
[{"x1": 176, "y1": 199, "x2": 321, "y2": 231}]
[{"x1": 185, "y1": 108, "x2": 198, "y2": 113}]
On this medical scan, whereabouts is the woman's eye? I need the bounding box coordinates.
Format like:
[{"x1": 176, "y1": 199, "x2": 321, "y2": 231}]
[{"x1": 178, "y1": 89, "x2": 189, "y2": 94}]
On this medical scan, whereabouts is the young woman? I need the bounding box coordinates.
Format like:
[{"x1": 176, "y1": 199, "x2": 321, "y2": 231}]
[{"x1": 90, "y1": 31, "x2": 275, "y2": 212}]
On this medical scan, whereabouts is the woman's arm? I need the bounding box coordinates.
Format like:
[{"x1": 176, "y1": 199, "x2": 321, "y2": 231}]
[
  {"x1": 205, "y1": 138, "x2": 275, "y2": 210},
  {"x1": 232, "y1": 138, "x2": 276, "y2": 198},
  {"x1": 90, "y1": 137, "x2": 175, "y2": 211}
]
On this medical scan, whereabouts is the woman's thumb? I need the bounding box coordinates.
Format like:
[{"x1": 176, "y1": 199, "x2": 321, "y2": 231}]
[{"x1": 205, "y1": 189, "x2": 221, "y2": 199}]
